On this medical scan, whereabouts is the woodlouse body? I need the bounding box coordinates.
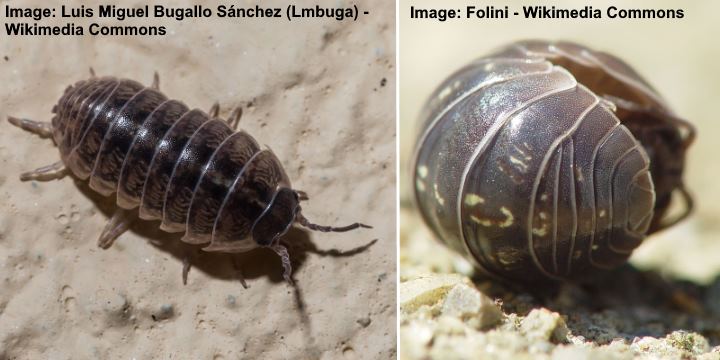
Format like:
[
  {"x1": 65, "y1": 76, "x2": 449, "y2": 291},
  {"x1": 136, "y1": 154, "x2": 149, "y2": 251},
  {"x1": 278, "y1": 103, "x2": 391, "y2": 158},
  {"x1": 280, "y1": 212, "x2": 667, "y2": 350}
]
[
  {"x1": 10, "y1": 73, "x2": 369, "y2": 284},
  {"x1": 412, "y1": 40, "x2": 694, "y2": 284}
]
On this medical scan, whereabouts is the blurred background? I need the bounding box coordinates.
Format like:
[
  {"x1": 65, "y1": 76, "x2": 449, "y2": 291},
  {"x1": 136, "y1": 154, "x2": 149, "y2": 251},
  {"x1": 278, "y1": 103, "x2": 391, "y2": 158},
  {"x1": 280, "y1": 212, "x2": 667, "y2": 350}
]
[{"x1": 400, "y1": 0, "x2": 720, "y2": 284}]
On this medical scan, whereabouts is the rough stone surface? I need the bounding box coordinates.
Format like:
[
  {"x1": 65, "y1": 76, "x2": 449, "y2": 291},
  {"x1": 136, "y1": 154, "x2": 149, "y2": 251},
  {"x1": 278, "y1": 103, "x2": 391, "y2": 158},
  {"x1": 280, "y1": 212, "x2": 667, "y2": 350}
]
[
  {"x1": 400, "y1": 209, "x2": 720, "y2": 360},
  {"x1": 520, "y1": 309, "x2": 569, "y2": 343},
  {"x1": 400, "y1": 274, "x2": 468, "y2": 313},
  {"x1": 441, "y1": 283, "x2": 502, "y2": 329}
]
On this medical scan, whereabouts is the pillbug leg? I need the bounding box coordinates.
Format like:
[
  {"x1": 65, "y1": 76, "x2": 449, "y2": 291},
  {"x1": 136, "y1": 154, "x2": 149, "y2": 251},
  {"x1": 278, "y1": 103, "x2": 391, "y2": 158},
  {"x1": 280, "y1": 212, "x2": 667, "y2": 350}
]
[
  {"x1": 231, "y1": 259, "x2": 249, "y2": 289},
  {"x1": 670, "y1": 116, "x2": 696, "y2": 150},
  {"x1": 208, "y1": 102, "x2": 220, "y2": 118},
  {"x1": 151, "y1": 71, "x2": 160, "y2": 90},
  {"x1": 603, "y1": 94, "x2": 696, "y2": 149},
  {"x1": 296, "y1": 211, "x2": 372, "y2": 233},
  {"x1": 7, "y1": 116, "x2": 53, "y2": 139},
  {"x1": 19, "y1": 161, "x2": 67, "y2": 182},
  {"x1": 89, "y1": 67, "x2": 96, "y2": 78},
  {"x1": 97, "y1": 208, "x2": 135, "y2": 249},
  {"x1": 655, "y1": 184, "x2": 694, "y2": 232},
  {"x1": 182, "y1": 257, "x2": 191, "y2": 285},
  {"x1": 605, "y1": 94, "x2": 695, "y2": 231},
  {"x1": 227, "y1": 106, "x2": 242, "y2": 130},
  {"x1": 296, "y1": 190, "x2": 309, "y2": 201},
  {"x1": 271, "y1": 244, "x2": 294, "y2": 285}
]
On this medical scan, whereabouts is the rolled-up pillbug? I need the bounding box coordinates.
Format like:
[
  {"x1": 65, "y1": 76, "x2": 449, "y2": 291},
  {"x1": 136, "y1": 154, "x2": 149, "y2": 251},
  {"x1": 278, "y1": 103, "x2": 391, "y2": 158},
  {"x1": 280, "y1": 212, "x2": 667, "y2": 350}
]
[
  {"x1": 412, "y1": 40, "x2": 694, "y2": 284},
  {"x1": 9, "y1": 70, "x2": 370, "y2": 285}
]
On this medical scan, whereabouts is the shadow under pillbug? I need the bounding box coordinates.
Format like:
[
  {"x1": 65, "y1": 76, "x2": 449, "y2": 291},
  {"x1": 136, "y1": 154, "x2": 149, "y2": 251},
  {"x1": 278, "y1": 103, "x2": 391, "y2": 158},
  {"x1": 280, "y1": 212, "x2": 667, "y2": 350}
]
[
  {"x1": 9, "y1": 71, "x2": 370, "y2": 285},
  {"x1": 412, "y1": 40, "x2": 695, "y2": 284}
]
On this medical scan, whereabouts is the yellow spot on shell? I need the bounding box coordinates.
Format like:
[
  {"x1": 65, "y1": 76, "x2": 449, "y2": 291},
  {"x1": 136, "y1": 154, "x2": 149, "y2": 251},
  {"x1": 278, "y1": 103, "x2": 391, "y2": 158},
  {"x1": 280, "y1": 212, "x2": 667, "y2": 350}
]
[
  {"x1": 469, "y1": 207, "x2": 514, "y2": 228},
  {"x1": 509, "y1": 156, "x2": 528, "y2": 171},
  {"x1": 499, "y1": 207, "x2": 514, "y2": 228},
  {"x1": 497, "y1": 246, "x2": 523, "y2": 266},
  {"x1": 416, "y1": 179, "x2": 426, "y2": 192},
  {"x1": 418, "y1": 165, "x2": 428, "y2": 179},
  {"x1": 464, "y1": 194, "x2": 485, "y2": 206},
  {"x1": 434, "y1": 183, "x2": 445, "y2": 206},
  {"x1": 438, "y1": 86, "x2": 452, "y2": 100},
  {"x1": 470, "y1": 215, "x2": 492, "y2": 227},
  {"x1": 532, "y1": 225, "x2": 548, "y2": 237}
]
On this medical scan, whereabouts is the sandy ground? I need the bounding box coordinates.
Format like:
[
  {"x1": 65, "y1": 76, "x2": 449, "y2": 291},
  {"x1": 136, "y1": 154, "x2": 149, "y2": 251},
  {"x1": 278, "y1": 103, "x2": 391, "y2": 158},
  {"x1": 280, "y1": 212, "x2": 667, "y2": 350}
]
[
  {"x1": 400, "y1": 0, "x2": 720, "y2": 358},
  {"x1": 0, "y1": 0, "x2": 396, "y2": 359}
]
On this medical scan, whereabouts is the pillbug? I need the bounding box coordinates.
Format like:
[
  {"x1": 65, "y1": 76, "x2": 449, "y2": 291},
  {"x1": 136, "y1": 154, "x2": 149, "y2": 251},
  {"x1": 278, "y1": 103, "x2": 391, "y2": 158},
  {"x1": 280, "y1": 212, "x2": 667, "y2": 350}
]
[
  {"x1": 411, "y1": 40, "x2": 694, "y2": 284},
  {"x1": 9, "y1": 71, "x2": 370, "y2": 285}
]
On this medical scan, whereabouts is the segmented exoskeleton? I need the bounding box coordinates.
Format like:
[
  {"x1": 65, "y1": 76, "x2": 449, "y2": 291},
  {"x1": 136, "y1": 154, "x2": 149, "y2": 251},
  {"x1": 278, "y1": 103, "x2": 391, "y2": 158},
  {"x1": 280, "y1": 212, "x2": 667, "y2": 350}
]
[
  {"x1": 9, "y1": 71, "x2": 370, "y2": 285},
  {"x1": 412, "y1": 40, "x2": 694, "y2": 284}
]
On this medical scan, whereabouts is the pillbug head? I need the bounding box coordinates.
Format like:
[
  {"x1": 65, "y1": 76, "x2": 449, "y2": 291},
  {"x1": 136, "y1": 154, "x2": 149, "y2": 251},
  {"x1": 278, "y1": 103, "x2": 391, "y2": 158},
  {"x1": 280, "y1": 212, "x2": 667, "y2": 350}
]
[
  {"x1": 515, "y1": 40, "x2": 695, "y2": 231},
  {"x1": 252, "y1": 188, "x2": 301, "y2": 246},
  {"x1": 252, "y1": 187, "x2": 373, "y2": 247},
  {"x1": 616, "y1": 108, "x2": 694, "y2": 232}
]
